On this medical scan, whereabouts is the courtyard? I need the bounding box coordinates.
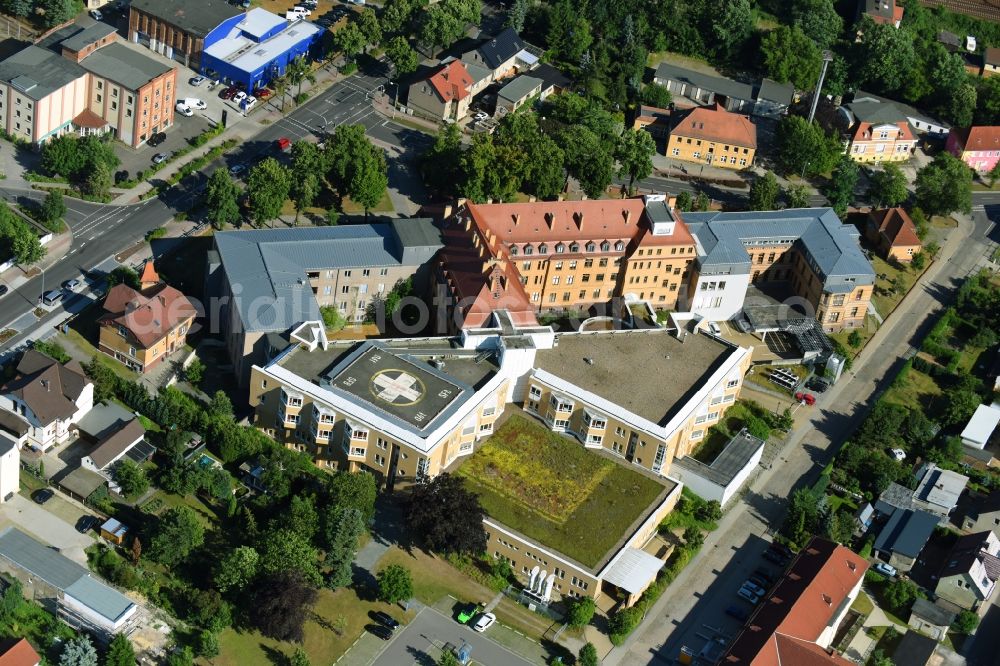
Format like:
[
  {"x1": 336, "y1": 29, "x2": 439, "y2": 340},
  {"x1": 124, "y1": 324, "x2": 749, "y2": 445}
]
[{"x1": 457, "y1": 415, "x2": 669, "y2": 569}]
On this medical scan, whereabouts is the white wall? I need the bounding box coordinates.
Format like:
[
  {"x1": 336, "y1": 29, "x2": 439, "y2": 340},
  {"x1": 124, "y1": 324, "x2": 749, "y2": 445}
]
[
  {"x1": 62, "y1": 593, "x2": 137, "y2": 633},
  {"x1": 687, "y1": 274, "x2": 750, "y2": 321},
  {"x1": 818, "y1": 575, "x2": 864, "y2": 647},
  {"x1": 0, "y1": 436, "x2": 19, "y2": 502}
]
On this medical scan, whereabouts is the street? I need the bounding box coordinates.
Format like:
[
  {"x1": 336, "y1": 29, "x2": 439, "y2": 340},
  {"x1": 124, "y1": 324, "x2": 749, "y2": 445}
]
[{"x1": 605, "y1": 205, "x2": 998, "y2": 665}]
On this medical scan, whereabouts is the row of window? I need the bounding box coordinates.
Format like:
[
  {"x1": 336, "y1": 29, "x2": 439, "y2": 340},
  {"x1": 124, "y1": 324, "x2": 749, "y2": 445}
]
[
  {"x1": 510, "y1": 240, "x2": 626, "y2": 256},
  {"x1": 531, "y1": 289, "x2": 616, "y2": 303}
]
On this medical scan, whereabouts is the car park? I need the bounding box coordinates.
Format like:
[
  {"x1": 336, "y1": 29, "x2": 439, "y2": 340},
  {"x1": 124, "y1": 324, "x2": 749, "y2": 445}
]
[
  {"x1": 32, "y1": 489, "x2": 54, "y2": 505},
  {"x1": 737, "y1": 587, "x2": 760, "y2": 604},
  {"x1": 147, "y1": 132, "x2": 166, "y2": 147},
  {"x1": 742, "y1": 581, "x2": 766, "y2": 597},
  {"x1": 183, "y1": 98, "x2": 207, "y2": 110},
  {"x1": 366, "y1": 624, "x2": 393, "y2": 640},
  {"x1": 371, "y1": 611, "x2": 399, "y2": 629},
  {"x1": 472, "y1": 612, "x2": 496, "y2": 632},
  {"x1": 152, "y1": 152, "x2": 170, "y2": 164},
  {"x1": 75, "y1": 515, "x2": 100, "y2": 533},
  {"x1": 89, "y1": 9, "x2": 102, "y2": 20},
  {"x1": 190, "y1": 76, "x2": 206, "y2": 86},
  {"x1": 233, "y1": 91, "x2": 247, "y2": 105},
  {"x1": 175, "y1": 103, "x2": 193, "y2": 117},
  {"x1": 725, "y1": 605, "x2": 749, "y2": 621},
  {"x1": 874, "y1": 562, "x2": 897, "y2": 577},
  {"x1": 63, "y1": 279, "x2": 81, "y2": 291}
]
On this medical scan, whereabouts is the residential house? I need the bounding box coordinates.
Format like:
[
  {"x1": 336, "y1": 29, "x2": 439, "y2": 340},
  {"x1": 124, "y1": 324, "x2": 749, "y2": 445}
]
[
  {"x1": 859, "y1": 0, "x2": 903, "y2": 27},
  {"x1": 984, "y1": 47, "x2": 1000, "y2": 77},
  {"x1": 873, "y1": 508, "x2": 938, "y2": 572},
  {"x1": 935, "y1": 531, "x2": 1000, "y2": 611},
  {"x1": 0, "y1": 21, "x2": 178, "y2": 147},
  {"x1": 199, "y1": 8, "x2": 322, "y2": 92},
  {"x1": 840, "y1": 100, "x2": 917, "y2": 163},
  {"x1": 718, "y1": 537, "x2": 868, "y2": 665},
  {"x1": 652, "y1": 63, "x2": 792, "y2": 118},
  {"x1": 77, "y1": 403, "x2": 153, "y2": 476},
  {"x1": 460, "y1": 27, "x2": 527, "y2": 82},
  {"x1": 961, "y1": 404, "x2": 1000, "y2": 450},
  {"x1": 849, "y1": 91, "x2": 950, "y2": 137},
  {"x1": 205, "y1": 220, "x2": 443, "y2": 386},
  {"x1": 532, "y1": 63, "x2": 569, "y2": 101},
  {"x1": 633, "y1": 105, "x2": 671, "y2": 139},
  {"x1": 0, "y1": 411, "x2": 29, "y2": 449},
  {"x1": 0, "y1": 350, "x2": 93, "y2": 452},
  {"x1": 947, "y1": 126, "x2": 1000, "y2": 173},
  {"x1": 496, "y1": 75, "x2": 542, "y2": 115},
  {"x1": 0, "y1": 638, "x2": 40, "y2": 666},
  {"x1": 666, "y1": 103, "x2": 756, "y2": 170},
  {"x1": 961, "y1": 490, "x2": 1000, "y2": 534},
  {"x1": 865, "y1": 207, "x2": 922, "y2": 263},
  {"x1": 98, "y1": 262, "x2": 196, "y2": 374},
  {"x1": 912, "y1": 462, "x2": 968, "y2": 520},
  {"x1": 908, "y1": 597, "x2": 957, "y2": 641},
  {"x1": 128, "y1": 0, "x2": 243, "y2": 69},
  {"x1": 0, "y1": 434, "x2": 17, "y2": 503},
  {"x1": 407, "y1": 59, "x2": 474, "y2": 122}
]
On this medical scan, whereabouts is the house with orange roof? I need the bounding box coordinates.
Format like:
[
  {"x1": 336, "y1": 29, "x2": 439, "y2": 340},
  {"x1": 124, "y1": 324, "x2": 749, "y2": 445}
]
[
  {"x1": 865, "y1": 207, "x2": 922, "y2": 263},
  {"x1": 407, "y1": 59, "x2": 474, "y2": 122},
  {"x1": 858, "y1": 0, "x2": 903, "y2": 27},
  {"x1": 666, "y1": 103, "x2": 756, "y2": 170},
  {"x1": 841, "y1": 100, "x2": 917, "y2": 163},
  {"x1": 0, "y1": 638, "x2": 40, "y2": 666},
  {"x1": 947, "y1": 126, "x2": 1000, "y2": 173},
  {"x1": 437, "y1": 195, "x2": 698, "y2": 330},
  {"x1": 719, "y1": 536, "x2": 868, "y2": 665},
  {"x1": 97, "y1": 261, "x2": 196, "y2": 373}
]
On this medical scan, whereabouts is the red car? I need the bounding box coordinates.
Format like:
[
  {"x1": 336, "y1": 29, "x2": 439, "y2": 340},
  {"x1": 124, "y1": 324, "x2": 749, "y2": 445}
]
[
  {"x1": 276, "y1": 137, "x2": 292, "y2": 152},
  {"x1": 219, "y1": 86, "x2": 239, "y2": 100},
  {"x1": 256, "y1": 88, "x2": 273, "y2": 100},
  {"x1": 794, "y1": 392, "x2": 816, "y2": 405}
]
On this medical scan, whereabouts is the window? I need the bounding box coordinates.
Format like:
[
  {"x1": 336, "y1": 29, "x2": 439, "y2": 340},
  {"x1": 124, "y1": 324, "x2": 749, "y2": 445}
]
[
  {"x1": 482, "y1": 406, "x2": 496, "y2": 417},
  {"x1": 341, "y1": 285, "x2": 349, "y2": 294},
  {"x1": 539, "y1": 244, "x2": 548, "y2": 254},
  {"x1": 554, "y1": 261, "x2": 563, "y2": 270},
  {"x1": 585, "y1": 242, "x2": 595, "y2": 253},
  {"x1": 343, "y1": 270, "x2": 352, "y2": 277},
  {"x1": 691, "y1": 429, "x2": 704, "y2": 440},
  {"x1": 524, "y1": 245, "x2": 533, "y2": 255},
  {"x1": 374, "y1": 454, "x2": 386, "y2": 467},
  {"x1": 727, "y1": 378, "x2": 739, "y2": 389},
  {"x1": 555, "y1": 243, "x2": 565, "y2": 253},
  {"x1": 601, "y1": 241, "x2": 610, "y2": 252},
  {"x1": 510, "y1": 245, "x2": 518, "y2": 256},
  {"x1": 376, "y1": 437, "x2": 389, "y2": 450},
  {"x1": 529, "y1": 385, "x2": 542, "y2": 399},
  {"x1": 552, "y1": 276, "x2": 560, "y2": 285},
  {"x1": 362, "y1": 269, "x2": 371, "y2": 277}
]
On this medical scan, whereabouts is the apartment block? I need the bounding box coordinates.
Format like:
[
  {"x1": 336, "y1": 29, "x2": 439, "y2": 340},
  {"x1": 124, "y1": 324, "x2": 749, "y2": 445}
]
[{"x1": 205, "y1": 221, "x2": 443, "y2": 386}]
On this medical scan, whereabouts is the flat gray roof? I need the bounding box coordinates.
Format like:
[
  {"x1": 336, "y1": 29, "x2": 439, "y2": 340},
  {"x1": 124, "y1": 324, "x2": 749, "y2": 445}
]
[
  {"x1": 203, "y1": 16, "x2": 320, "y2": 74},
  {"x1": 76, "y1": 402, "x2": 134, "y2": 440},
  {"x1": 653, "y1": 62, "x2": 754, "y2": 101},
  {"x1": 59, "y1": 23, "x2": 117, "y2": 52},
  {"x1": 214, "y1": 220, "x2": 442, "y2": 333},
  {"x1": 673, "y1": 429, "x2": 765, "y2": 486},
  {"x1": 130, "y1": 0, "x2": 243, "y2": 37},
  {"x1": 498, "y1": 75, "x2": 542, "y2": 103},
  {"x1": 915, "y1": 464, "x2": 968, "y2": 511},
  {"x1": 874, "y1": 508, "x2": 938, "y2": 558},
  {"x1": 80, "y1": 42, "x2": 175, "y2": 91},
  {"x1": 0, "y1": 45, "x2": 86, "y2": 101},
  {"x1": 64, "y1": 575, "x2": 135, "y2": 624},
  {"x1": 0, "y1": 526, "x2": 89, "y2": 589},
  {"x1": 533, "y1": 330, "x2": 734, "y2": 426}
]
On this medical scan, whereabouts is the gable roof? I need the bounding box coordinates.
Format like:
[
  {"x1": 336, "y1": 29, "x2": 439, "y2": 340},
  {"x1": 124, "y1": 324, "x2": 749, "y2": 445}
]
[
  {"x1": 59, "y1": 22, "x2": 117, "y2": 53},
  {"x1": 909, "y1": 597, "x2": 957, "y2": 627},
  {"x1": 99, "y1": 283, "x2": 196, "y2": 349},
  {"x1": 950, "y1": 126, "x2": 1000, "y2": 153},
  {"x1": 893, "y1": 631, "x2": 936, "y2": 666},
  {"x1": 874, "y1": 508, "x2": 938, "y2": 558},
  {"x1": 88, "y1": 418, "x2": 146, "y2": 470},
  {"x1": 721, "y1": 537, "x2": 868, "y2": 665},
  {"x1": 0, "y1": 638, "x2": 40, "y2": 666},
  {"x1": 671, "y1": 103, "x2": 757, "y2": 148},
  {"x1": 2, "y1": 350, "x2": 88, "y2": 426},
  {"x1": 756, "y1": 78, "x2": 794, "y2": 106},
  {"x1": 938, "y1": 530, "x2": 1000, "y2": 584},
  {"x1": 868, "y1": 208, "x2": 921, "y2": 247},
  {"x1": 473, "y1": 27, "x2": 524, "y2": 70},
  {"x1": 129, "y1": 0, "x2": 243, "y2": 37},
  {"x1": 653, "y1": 62, "x2": 754, "y2": 101},
  {"x1": 426, "y1": 60, "x2": 473, "y2": 102},
  {"x1": 863, "y1": 0, "x2": 903, "y2": 24},
  {"x1": 498, "y1": 75, "x2": 542, "y2": 103}
]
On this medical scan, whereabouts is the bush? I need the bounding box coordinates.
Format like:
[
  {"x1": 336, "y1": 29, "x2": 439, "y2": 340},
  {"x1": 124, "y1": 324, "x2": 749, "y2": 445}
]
[
  {"x1": 145, "y1": 227, "x2": 167, "y2": 241},
  {"x1": 185, "y1": 359, "x2": 205, "y2": 385},
  {"x1": 341, "y1": 62, "x2": 358, "y2": 75},
  {"x1": 847, "y1": 330, "x2": 863, "y2": 348},
  {"x1": 377, "y1": 564, "x2": 413, "y2": 603},
  {"x1": 952, "y1": 609, "x2": 980, "y2": 635},
  {"x1": 567, "y1": 596, "x2": 596, "y2": 628},
  {"x1": 295, "y1": 93, "x2": 310, "y2": 105},
  {"x1": 609, "y1": 606, "x2": 644, "y2": 644}
]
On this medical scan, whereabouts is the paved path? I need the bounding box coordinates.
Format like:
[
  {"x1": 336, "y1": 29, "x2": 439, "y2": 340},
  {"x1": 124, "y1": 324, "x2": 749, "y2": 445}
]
[
  {"x1": 606, "y1": 208, "x2": 996, "y2": 665},
  {"x1": 0, "y1": 493, "x2": 93, "y2": 565},
  {"x1": 843, "y1": 604, "x2": 906, "y2": 663}
]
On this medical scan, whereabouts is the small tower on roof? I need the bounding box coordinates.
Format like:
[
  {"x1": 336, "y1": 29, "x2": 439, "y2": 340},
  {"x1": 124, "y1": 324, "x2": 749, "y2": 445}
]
[{"x1": 139, "y1": 261, "x2": 161, "y2": 292}]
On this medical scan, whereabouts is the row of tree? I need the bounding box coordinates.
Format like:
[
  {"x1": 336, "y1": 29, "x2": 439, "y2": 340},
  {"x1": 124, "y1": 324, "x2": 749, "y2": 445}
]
[
  {"x1": 0, "y1": 0, "x2": 79, "y2": 28},
  {"x1": 41, "y1": 134, "x2": 121, "y2": 199}
]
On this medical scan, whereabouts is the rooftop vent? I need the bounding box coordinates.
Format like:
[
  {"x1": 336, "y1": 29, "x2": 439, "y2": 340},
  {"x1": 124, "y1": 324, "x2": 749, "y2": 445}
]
[
  {"x1": 822, "y1": 594, "x2": 833, "y2": 605},
  {"x1": 584, "y1": 357, "x2": 594, "y2": 365}
]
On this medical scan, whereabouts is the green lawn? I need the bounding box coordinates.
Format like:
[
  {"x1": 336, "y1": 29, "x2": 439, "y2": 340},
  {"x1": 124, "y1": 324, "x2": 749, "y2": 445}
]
[
  {"x1": 871, "y1": 254, "x2": 919, "y2": 318},
  {"x1": 457, "y1": 415, "x2": 667, "y2": 568},
  {"x1": 829, "y1": 316, "x2": 879, "y2": 358},
  {"x1": 341, "y1": 190, "x2": 394, "y2": 214},
  {"x1": 851, "y1": 590, "x2": 874, "y2": 616},
  {"x1": 882, "y1": 366, "x2": 945, "y2": 417}
]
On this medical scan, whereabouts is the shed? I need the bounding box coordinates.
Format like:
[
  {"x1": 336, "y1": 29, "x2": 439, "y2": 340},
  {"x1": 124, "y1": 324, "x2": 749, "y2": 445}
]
[
  {"x1": 908, "y1": 597, "x2": 957, "y2": 641},
  {"x1": 961, "y1": 404, "x2": 1000, "y2": 450},
  {"x1": 58, "y1": 466, "x2": 106, "y2": 502},
  {"x1": 99, "y1": 518, "x2": 128, "y2": 546},
  {"x1": 496, "y1": 76, "x2": 542, "y2": 114}
]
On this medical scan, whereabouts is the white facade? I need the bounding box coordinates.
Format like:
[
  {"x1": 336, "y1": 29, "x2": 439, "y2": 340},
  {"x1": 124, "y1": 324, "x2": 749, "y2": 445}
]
[
  {"x1": 0, "y1": 382, "x2": 93, "y2": 452},
  {"x1": 670, "y1": 441, "x2": 764, "y2": 506},
  {"x1": 0, "y1": 435, "x2": 18, "y2": 502},
  {"x1": 687, "y1": 273, "x2": 752, "y2": 322},
  {"x1": 817, "y1": 574, "x2": 864, "y2": 648}
]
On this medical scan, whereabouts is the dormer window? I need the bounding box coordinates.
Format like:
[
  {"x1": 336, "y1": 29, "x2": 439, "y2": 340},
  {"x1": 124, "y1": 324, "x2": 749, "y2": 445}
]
[
  {"x1": 586, "y1": 241, "x2": 595, "y2": 252},
  {"x1": 555, "y1": 243, "x2": 565, "y2": 253},
  {"x1": 601, "y1": 241, "x2": 610, "y2": 252},
  {"x1": 615, "y1": 241, "x2": 625, "y2": 252},
  {"x1": 509, "y1": 245, "x2": 518, "y2": 256},
  {"x1": 524, "y1": 244, "x2": 533, "y2": 255},
  {"x1": 570, "y1": 242, "x2": 579, "y2": 252},
  {"x1": 538, "y1": 244, "x2": 548, "y2": 255}
]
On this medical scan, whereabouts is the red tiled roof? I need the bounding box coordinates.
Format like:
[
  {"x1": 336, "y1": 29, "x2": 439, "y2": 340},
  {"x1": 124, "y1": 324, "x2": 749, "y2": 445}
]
[
  {"x1": 671, "y1": 103, "x2": 757, "y2": 149},
  {"x1": 721, "y1": 537, "x2": 869, "y2": 665},
  {"x1": 849, "y1": 120, "x2": 915, "y2": 143},
  {"x1": 868, "y1": 207, "x2": 921, "y2": 248},
  {"x1": 99, "y1": 283, "x2": 196, "y2": 348},
  {"x1": 426, "y1": 60, "x2": 473, "y2": 102},
  {"x1": 0, "y1": 638, "x2": 40, "y2": 666},
  {"x1": 951, "y1": 126, "x2": 1000, "y2": 153},
  {"x1": 772, "y1": 634, "x2": 854, "y2": 666},
  {"x1": 72, "y1": 109, "x2": 108, "y2": 129},
  {"x1": 139, "y1": 260, "x2": 160, "y2": 286}
]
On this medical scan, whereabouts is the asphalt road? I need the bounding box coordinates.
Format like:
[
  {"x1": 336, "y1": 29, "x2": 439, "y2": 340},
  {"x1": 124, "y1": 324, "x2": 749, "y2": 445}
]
[
  {"x1": 607, "y1": 206, "x2": 998, "y2": 665},
  {"x1": 369, "y1": 607, "x2": 534, "y2": 666}
]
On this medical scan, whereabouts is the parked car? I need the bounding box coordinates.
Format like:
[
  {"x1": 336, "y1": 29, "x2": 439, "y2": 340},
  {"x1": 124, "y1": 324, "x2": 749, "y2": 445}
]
[
  {"x1": 220, "y1": 86, "x2": 239, "y2": 100},
  {"x1": 276, "y1": 137, "x2": 292, "y2": 152},
  {"x1": 233, "y1": 91, "x2": 247, "y2": 105},
  {"x1": 75, "y1": 515, "x2": 100, "y2": 533},
  {"x1": 770, "y1": 542, "x2": 793, "y2": 558},
  {"x1": 748, "y1": 575, "x2": 769, "y2": 590},
  {"x1": 32, "y1": 489, "x2": 54, "y2": 505},
  {"x1": 753, "y1": 568, "x2": 775, "y2": 583},
  {"x1": 88, "y1": 9, "x2": 102, "y2": 20},
  {"x1": 189, "y1": 75, "x2": 206, "y2": 86},
  {"x1": 874, "y1": 562, "x2": 897, "y2": 577},
  {"x1": 243, "y1": 96, "x2": 257, "y2": 111},
  {"x1": 291, "y1": 5, "x2": 312, "y2": 14},
  {"x1": 474, "y1": 111, "x2": 489, "y2": 122},
  {"x1": 794, "y1": 391, "x2": 816, "y2": 405},
  {"x1": 736, "y1": 587, "x2": 760, "y2": 604},
  {"x1": 152, "y1": 152, "x2": 170, "y2": 164},
  {"x1": 63, "y1": 279, "x2": 80, "y2": 291},
  {"x1": 473, "y1": 612, "x2": 496, "y2": 632},
  {"x1": 175, "y1": 103, "x2": 193, "y2": 117},
  {"x1": 805, "y1": 377, "x2": 830, "y2": 393},
  {"x1": 147, "y1": 132, "x2": 166, "y2": 147},
  {"x1": 371, "y1": 611, "x2": 399, "y2": 629},
  {"x1": 366, "y1": 624, "x2": 392, "y2": 640},
  {"x1": 228, "y1": 163, "x2": 246, "y2": 177},
  {"x1": 762, "y1": 550, "x2": 788, "y2": 566},
  {"x1": 183, "y1": 98, "x2": 207, "y2": 110},
  {"x1": 0, "y1": 285, "x2": 8, "y2": 297},
  {"x1": 725, "y1": 605, "x2": 749, "y2": 621},
  {"x1": 40, "y1": 290, "x2": 62, "y2": 306},
  {"x1": 456, "y1": 604, "x2": 478, "y2": 624},
  {"x1": 256, "y1": 88, "x2": 273, "y2": 100},
  {"x1": 741, "y1": 581, "x2": 766, "y2": 597}
]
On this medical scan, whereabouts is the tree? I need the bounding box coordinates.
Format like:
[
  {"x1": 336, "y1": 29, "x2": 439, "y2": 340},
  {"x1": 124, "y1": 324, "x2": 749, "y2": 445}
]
[
  {"x1": 377, "y1": 564, "x2": 413, "y2": 603},
  {"x1": 578, "y1": 643, "x2": 599, "y2": 666},
  {"x1": 333, "y1": 22, "x2": 366, "y2": 62},
  {"x1": 382, "y1": 0, "x2": 417, "y2": 34},
  {"x1": 761, "y1": 25, "x2": 821, "y2": 90},
  {"x1": 781, "y1": 488, "x2": 821, "y2": 547},
  {"x1": 559, "y1": 125, "x2": 614, "y2": 199},
  {"x1": 289, "y1": 648, "x2": 311, "y2": 666},
  {"x1": 915, "y1": 152, "x2": 972, "y2": 216},
  {"x1": 164, "y1": 647, "x2": 194, "y2": 666},
  {"x1": 987, "y1": 161, "x2": 1000, "y2": 188},
  {"x1": 438, "y1": 651, "x2": 460, "y2": 666},
  {"x1": 113, "y1": 459, "x2": 149, "y2": 497},
  {"x1": 505, "y1": 0, "x2": 527, "y2": 30},
  {"x1": 86, "y1": 161, "x2": 113, "y2": 199},
  {"x1": 749, "y1": 172, "x2": 780, "y2": 211},
  {"x1": 326, "y1": 470, "x2": 379, "y2": 523},
  {"x1": 195, "y1": 630, "x2": 219, "y2": 658},
  {"x1": 215, "y1": 545, "x2": 260, "y2": 593},
  {"x1": 854, "y1": 16, "x2": 917, "y2": 95},
  {"x1": 406, "y1": 474, "x2": 487, "y2": 555},
  {"x1": 695, "y1": 192, "x2": 711, "y2": 211},
  {"x1": 867, "y1": 163, "x2": 908, "y2": 208},
  {"x1": 417, "y1": 4, "x2": 462, "y2": 56},
  {"x1": 567, "y1": 597, "x2": 596, "y2": 628},
  {"x1": 185, "y1": 358, "x2": 205, "y2": 384},
  {"x1": 259, "y1": 528, "x2": 322, "y2": 587},
  {"x1": 641, "y1": 83, "x2": 672, "y2": 108},
  {"x1": 107, "y1": 266, "x2": 140, "y2": 289},
  {"x1": 205, "y1": 169, "x2": 241, "y2": 230},
  {"x1": 883, "y1": 578, "x2": 919, "y2": 613},
  {"x1": 356, "y1": 7, "x2": 383, "y2": 46},
  {"x1": 616, "y1": 130, "x2": 656, "y2": 194},
  {"x1": 39, "y1": 0, "x2": 75, "y2": 27},
  {"x1": 271, "y1": 72, "x2": 290, "y2": 111},
  {"x1": 943, "y1": 388, "x2": 981, "y2": 427},
  {"x1": 247, "y1": 158, "x2": 292, "y2": 227},
  {"x1": 775, "y1": 116, "x2": 842, "y2": 177},
  {"x1": 59, "y1": 636, "x2": 98, "y2": 666},
  {"x1": 251, "y1": 571, "x2": 318, "y2": 642},
  {"x1": 683, "y1": 526, "x2": 705, "y2": 548},
  {"x1": 286, "y1": 55, "x2": 316, "y2": 100},
  {"x1": 823, "y1": 155, "x2": 860, "y2": 217},
  {"x1": 288, "y1": 494, "x2": 320, "y2": 541},
  {"x1": 131, "y1": 536, "x2": 141, "y2": 565},
  {"x1": 792, "y1": 0, "x2": 843, "y2": 49},
  {"x1": 709, "y1": 0, "x2": 754, "y2": 61},
  {"x1": 385, "y1": 36, "x2": 419, "y2": 76},
  {"x1": 39, "y1": 189, "x2": 66, "y2": 229},
  {"x1": 675, "y1": 191, "x2": 693, "y2": 211},
  {"x1": 325, "y1": 507, "x2": 364, "y2": 589},
  {"x1": 784, "y1": 184, "x2": 810, "y2": 209},
  {"x1": 3, "y1": 0, "x2": 31, "y2": 18},
  {"x1": 422, "y1": 123, "x2": 464, "y2": 196},
  {"x1": 821, "y1": 508, "x2": 855, "y2": 545},
  {"x1": 953, "y1": 609, "x2": 980, "y2": 635},
  {"x1": 149, "y1": 506, "x2": 205, "y2": 566},
  {"x1": 349, "y1": 145, "x2": 389, "y2": 217},
  {"x1": 104, "y1": 633, "x2": 135, "y2": 666}
]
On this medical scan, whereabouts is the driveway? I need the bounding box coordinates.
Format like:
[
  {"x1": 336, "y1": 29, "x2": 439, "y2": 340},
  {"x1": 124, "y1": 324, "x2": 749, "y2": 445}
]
[
  {"x1": 0, "y1": 493, "x2": 94, "y2": 565},
  {"x1": 369, "y1": 607, "x2": 535, "y2": 666}
]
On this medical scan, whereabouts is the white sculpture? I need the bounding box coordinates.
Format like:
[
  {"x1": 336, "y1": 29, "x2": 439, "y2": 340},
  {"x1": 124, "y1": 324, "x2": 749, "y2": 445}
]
[
  {"x1": 542, "y1": 573, "x2": 556, "y2": 601},
  {"x1": 528, "y1": 565, "x2": 540, "y2": 591}
]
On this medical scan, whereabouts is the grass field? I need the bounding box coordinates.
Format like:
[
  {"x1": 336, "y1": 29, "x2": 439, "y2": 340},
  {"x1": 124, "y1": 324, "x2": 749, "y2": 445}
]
[
  {"x1": 457, "y1": 416, "x2": 667, "y2": 568},
  {"x1": 882, "y1": 366, "x2": 945, "y2": 418}
]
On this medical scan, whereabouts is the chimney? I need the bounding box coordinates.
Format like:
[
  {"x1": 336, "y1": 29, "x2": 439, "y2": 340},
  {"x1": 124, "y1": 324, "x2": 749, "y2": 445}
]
[
  {"x1": 528, "y1": 195, "x2": 537, "y2": 202},
  {"x1": 41, "y1": 379, "x2": 50, "y2": 392},
  {"x1": 443, "y1": 204, "x2": 453, "y2": 219}
]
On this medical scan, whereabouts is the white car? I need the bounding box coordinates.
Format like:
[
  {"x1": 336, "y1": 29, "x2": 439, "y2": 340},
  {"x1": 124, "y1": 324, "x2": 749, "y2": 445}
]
[
  {"x1": 873, "y1": 562, "x2": 897, "y2": 577},
  {"x1": 89, "y1": 9, "x2": 102, "y2": 20},
  {"x1": 474, "y1": 112, "x2": 489, "y2": 122},
  {"x1": 243, "y1": 96, "x2": 257, "y2": 111},
  {"x1": 233, "y1": 91, "x2": 247, "y2": 105},
  {"x1": 292, "y1": 5, "x2": 312, "y2": 14},
  {"x1": 183, "y1": 98, "x2": 207, "y2": 110},
  {"x1": 472, "y1": 613, "x2": 496, "y2": 632},
  {"x1": 889, "y1": 448, "x2": 906, "y2": 461},
  {"x1": 175, "y1": 103, "x2": 193, "y2": 117},
  {"x1": 189, "y1": 76, "x2": 206, "y2": 86}
]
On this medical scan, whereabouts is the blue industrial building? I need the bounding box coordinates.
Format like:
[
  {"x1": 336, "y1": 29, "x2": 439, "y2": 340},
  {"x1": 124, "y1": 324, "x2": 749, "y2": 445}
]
[{"x1": 199, "y1": 8, "x2": 321, "y2": 92}]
